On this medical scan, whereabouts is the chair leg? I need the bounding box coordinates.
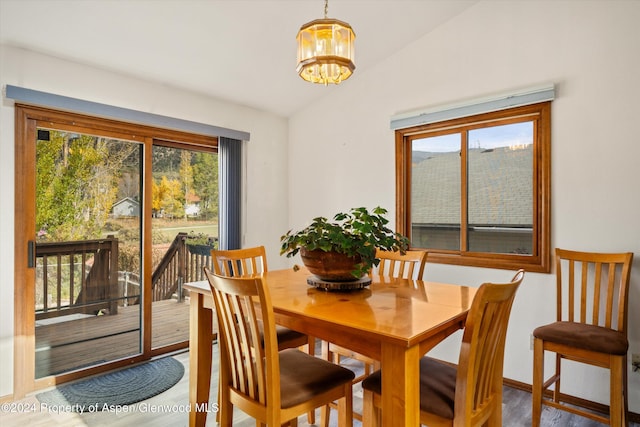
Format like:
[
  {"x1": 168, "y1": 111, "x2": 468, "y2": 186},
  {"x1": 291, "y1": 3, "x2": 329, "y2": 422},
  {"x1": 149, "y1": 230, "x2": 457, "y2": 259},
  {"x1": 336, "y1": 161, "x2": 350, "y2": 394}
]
[
  {"x1": 219, "y1": 397, "x2": 233, "y2": 426},
  {"x1": 320, "y1": 341, "x2": 335, "y2": 427},
  {"x1": 320, "y1": 404, "x2": 331, "y2": 427},
  {"x1": 337, "y1": 390, "x2": 353, "y2": 427},
  {"x1": 623, "y1": 354, "x2": 629, "y2": 426},
  {"x1": 489, "y1": 385, "x2": 503, "y2": 427},
  {"x1": 362, "y1": 389, "x2": 380, "y2": 427},
  {"x1": 610, "y1": 355, "x2": 626, "y2": 427},
  {"x1": 532, "y1": 338, "x2": 544, "y2": 427},
  {"x1": 306, "y1": 337, "x2": 316, "y2": 425},
  {"x1": 553, "y1": 353, "x2": 562, "y2": 404}
]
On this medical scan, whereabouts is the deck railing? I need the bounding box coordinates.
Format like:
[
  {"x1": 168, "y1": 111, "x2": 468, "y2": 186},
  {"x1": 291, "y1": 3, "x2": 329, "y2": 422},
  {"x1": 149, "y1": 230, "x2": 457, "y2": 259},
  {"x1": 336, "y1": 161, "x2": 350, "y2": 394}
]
[
  {"x1": 35, "y1": 233, "x2": 215, "y2": 320},
  {"x1": 150, "y1": 232, "x2": 215, "y2": 303},
  {"x1": 35, "y1": 236, "x2": 119, "y2": 320}
]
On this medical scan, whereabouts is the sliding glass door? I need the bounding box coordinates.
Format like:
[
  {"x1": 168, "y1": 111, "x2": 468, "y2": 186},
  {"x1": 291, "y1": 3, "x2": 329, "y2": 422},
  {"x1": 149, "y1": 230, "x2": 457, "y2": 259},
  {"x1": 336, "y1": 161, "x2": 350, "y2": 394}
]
[
  {"x1": 14, "y1": 105, "x2": 220, "y2": 394},
  {"x1": 34, "y1": 127, "x2": 143, "y2": 378}
]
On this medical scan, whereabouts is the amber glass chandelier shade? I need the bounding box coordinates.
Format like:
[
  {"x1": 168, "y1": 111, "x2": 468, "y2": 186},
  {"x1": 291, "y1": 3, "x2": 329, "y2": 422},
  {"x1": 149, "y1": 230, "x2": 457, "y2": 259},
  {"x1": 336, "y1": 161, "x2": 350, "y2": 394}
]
[{"x1": 296, "y1": 18, "x2": 355, "y2": 85}]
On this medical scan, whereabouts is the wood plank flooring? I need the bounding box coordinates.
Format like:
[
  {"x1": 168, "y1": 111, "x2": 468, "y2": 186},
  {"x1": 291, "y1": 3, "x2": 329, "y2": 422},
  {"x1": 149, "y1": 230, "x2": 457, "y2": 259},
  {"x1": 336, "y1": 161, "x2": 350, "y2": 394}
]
[
  {"x1": 35, "y1": 299, "x2": 190, "y2": 377},
  {"x1": 3, "y1": 344, "x2": 638, "y2": 427}
]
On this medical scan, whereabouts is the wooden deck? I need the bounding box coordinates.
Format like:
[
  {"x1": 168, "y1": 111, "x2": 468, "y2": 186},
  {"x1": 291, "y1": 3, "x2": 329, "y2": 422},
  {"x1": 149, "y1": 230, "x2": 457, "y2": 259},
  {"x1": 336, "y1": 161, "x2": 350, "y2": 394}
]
[{"x1": 35, "y1": 299, "x2": 191, "y2": 378}]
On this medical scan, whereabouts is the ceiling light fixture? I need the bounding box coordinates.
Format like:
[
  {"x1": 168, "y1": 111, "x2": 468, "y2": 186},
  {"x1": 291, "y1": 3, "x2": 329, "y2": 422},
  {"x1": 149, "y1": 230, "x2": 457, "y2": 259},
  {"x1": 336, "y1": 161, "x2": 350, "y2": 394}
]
[{"x1": 296, "y1": 0, "x2": 355, "y2": 85}]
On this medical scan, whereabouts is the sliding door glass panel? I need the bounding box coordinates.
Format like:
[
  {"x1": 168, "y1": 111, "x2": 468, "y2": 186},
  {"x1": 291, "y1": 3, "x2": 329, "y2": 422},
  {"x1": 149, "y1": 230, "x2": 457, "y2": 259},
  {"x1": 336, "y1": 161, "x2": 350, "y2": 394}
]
[
  {"x1": 411, "y1": 134, "x2": 461, "y2": 250},
  {"x1": 151, "y1": 145, "x2": 218, "y2": 349},
  {"x1": 35, "y1": 128, "x2": 142, "y2": 378},
  {"x1": 467, "y1": 122, "x2": 533, "y2": 254}
]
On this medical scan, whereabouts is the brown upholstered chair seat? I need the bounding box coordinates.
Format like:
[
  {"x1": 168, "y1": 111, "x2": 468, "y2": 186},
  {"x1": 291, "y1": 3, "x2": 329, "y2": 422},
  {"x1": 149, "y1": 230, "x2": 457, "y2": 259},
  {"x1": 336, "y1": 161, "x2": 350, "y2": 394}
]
[
  {"x1": 533, "y1": 321, "x2": 628, "y2": 355},
  {"x1": 275, "y1": 325, "x2": 308, "y2": 343},
  {"x1": 278, "y1": 348, "x2": 356, "y2": 409},
  {"x1": 362, "y1": 356, "x2": 457, "y2": 420}
]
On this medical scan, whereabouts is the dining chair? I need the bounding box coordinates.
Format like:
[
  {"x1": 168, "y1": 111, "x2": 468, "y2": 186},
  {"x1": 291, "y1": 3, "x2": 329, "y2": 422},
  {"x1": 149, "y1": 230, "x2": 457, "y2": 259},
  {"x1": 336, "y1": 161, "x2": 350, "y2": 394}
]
[
  {"x1": 321, "y1": 248, "x2": 428, "y2": 425},
  {"x1": 211, "y1": 246, "x2": 312, "y2": 351},
  {"x1": 532, "y1": 249, "x2": 633, "y2": 426},
  {"x1": 203, "y1": 268, "x2": 355, "y2": 427},
  {"x1": 361, "y1": 269, "x2": 524, "y2": 427},
  {"x1": 211, "y1": 246, "x2": 316, "y2": 424},
  {"x1": 371, "y1": 247, "x2": 428, "y2": 279}
]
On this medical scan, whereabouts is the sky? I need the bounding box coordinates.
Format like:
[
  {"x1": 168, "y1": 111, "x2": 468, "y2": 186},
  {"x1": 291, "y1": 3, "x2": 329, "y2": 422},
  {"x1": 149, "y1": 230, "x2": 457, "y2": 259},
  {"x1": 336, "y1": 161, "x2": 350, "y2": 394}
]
[{"x1": 413, "y1": 121, "x2": 533, "y2": 153}]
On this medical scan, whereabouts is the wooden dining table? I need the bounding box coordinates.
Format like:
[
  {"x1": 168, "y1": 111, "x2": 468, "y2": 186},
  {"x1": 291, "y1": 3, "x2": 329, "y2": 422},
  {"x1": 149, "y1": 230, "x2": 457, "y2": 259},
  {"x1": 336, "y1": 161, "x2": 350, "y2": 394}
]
[{"x1": 184, "y1": 267, "x2": 476, "y2": 427}]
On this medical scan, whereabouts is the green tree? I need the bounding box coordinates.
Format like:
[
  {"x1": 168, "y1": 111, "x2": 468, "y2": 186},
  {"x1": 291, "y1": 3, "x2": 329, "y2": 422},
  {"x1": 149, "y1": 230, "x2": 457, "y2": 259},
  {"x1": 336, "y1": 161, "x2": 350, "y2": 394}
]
[
  {"x1": 192, "y1": 151, "x2": 218, "y2": 219},
  {"x1": 179, "y1": 151, "x2": 194, "y2": 219},
  {"x1": 36, "y1": 132, "x2": 136, "y2": 241}
]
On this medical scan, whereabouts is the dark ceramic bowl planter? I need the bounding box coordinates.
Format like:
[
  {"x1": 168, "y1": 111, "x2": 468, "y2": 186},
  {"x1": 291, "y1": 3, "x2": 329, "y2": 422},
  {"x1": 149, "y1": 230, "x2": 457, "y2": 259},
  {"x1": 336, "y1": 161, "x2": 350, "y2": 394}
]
[{"x1": 299, "y1": 248, "x2": 364, "y2": 281}]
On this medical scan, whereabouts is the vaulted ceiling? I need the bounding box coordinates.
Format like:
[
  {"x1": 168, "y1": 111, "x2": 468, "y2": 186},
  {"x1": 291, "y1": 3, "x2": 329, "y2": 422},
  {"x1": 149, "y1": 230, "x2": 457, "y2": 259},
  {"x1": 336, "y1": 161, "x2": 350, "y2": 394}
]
[{"x1": 0, "y1": 0, "x2": 478, "y2": 117}]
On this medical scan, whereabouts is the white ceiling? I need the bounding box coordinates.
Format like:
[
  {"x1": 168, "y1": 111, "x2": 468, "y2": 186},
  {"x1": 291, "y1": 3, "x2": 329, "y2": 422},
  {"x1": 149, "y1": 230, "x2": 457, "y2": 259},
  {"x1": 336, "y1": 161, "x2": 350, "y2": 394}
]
[{"x1": 0, "y1": 0, "x2": 478, "y2": 117}]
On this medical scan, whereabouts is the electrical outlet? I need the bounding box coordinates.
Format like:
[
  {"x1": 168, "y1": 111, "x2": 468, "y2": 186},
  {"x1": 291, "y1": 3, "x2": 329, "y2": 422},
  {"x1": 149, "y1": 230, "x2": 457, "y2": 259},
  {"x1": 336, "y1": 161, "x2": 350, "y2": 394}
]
[{"x1": 632, "y1": 354, "x2": 640, "y2": 373}]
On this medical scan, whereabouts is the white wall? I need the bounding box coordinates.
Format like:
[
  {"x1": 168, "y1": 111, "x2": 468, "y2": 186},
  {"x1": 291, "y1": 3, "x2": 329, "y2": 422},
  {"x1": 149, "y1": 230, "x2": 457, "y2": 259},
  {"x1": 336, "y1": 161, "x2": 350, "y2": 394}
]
[
  {"x1": 289, "y1": 0, "x2": 640, "y2": 411},
  {"x1": 0, "y1": 45, "x2": 290, "y2": 398},
  {"x1": 2, "y1": 0, "x2": 639, "y2": 413}
]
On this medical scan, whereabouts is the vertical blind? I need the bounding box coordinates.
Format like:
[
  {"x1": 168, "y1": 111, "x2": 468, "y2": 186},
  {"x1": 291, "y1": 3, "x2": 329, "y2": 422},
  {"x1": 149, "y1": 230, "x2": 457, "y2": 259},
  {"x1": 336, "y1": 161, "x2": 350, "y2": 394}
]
[{"x1": 218, "y1": 137, "x2": 242, "y2": 250}]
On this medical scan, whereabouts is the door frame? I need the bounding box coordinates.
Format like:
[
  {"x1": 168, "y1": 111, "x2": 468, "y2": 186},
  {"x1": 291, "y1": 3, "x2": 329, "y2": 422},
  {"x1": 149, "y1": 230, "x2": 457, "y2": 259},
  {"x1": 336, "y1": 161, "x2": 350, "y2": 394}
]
[{"x1": 13, "y1": 105, "x2": 217, "y2": 398}]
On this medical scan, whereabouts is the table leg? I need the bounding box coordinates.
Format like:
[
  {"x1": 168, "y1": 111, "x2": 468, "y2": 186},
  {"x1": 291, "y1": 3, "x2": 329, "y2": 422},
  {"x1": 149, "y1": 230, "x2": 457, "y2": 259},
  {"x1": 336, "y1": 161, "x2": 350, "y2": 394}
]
[
  {"x1": 380, "y1": 343, "x2": 420, "y2": 426},
  {"x1": 189, "y1": 292, "x2": 213, "y2": 427}
]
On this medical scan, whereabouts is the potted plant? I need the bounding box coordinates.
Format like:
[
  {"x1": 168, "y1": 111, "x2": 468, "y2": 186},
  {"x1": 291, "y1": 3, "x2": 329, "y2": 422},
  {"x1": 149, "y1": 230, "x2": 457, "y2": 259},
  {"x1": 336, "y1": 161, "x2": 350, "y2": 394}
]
[
  {"x1": 185, "y1": 231, "x2": 218, "y2": 256},
  {"x1": 280, "y1": 206, "x2": 409, "y2": 281}
]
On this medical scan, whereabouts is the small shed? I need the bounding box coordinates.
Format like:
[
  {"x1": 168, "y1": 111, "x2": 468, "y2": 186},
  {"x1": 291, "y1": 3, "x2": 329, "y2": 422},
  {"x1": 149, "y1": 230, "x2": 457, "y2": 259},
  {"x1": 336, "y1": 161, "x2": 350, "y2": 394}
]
[{"x1": 112, "y1": 197, "x2": 140, "y2": 218}]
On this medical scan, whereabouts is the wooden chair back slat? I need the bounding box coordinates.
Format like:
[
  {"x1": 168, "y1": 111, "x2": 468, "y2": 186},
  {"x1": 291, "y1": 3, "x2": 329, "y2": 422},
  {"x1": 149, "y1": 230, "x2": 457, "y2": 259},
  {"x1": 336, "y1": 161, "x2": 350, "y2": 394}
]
[
  {"x1": 555, "y1": 249, "x2": 632, "y2": 333},
  {"x1": 204, "y1": 268, "x2": 277, "y2": 407},
  {"x1": 211, "y1": 246, "x2": 268, "y2": 277},
  {"x1": 204, "y1": 267, "x2": 355, "y2": 426},
  {"x1": 373, "y1": 248, "x2": 427, "y2": 280},
  {"x1": 456, "y1": 270, "x2": 523, "y2": 423}
]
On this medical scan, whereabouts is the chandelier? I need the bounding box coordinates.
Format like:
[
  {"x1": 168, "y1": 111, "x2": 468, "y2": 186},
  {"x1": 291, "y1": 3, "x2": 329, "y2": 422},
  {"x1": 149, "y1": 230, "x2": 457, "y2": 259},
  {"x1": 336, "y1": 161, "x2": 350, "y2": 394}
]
[{"x1": 296, "y1": 0, "x2": 355, "y2": 85}]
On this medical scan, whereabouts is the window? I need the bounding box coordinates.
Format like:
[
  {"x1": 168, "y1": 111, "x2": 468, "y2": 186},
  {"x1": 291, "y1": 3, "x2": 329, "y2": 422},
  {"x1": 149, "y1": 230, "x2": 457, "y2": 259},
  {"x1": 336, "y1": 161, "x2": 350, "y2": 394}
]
[{"x1": 395, "y1": 102, "x2": 551, "y2": 272}]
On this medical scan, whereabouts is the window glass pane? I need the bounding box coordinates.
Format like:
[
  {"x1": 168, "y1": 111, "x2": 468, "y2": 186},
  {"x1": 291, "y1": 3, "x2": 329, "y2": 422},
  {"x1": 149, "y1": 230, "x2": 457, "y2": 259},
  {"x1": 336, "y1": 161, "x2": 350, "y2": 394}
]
[
  {"x1": 35, "y1": 129, "x2": 142, "y2": 378},
  {"x1": 467, "y1": 122, "x2": 533, "y2": 254},
  {"x1": 411, "y1": 133, "x2": 461, "y2": 250},
  {"x1": 151, "y1": 146, "x2": 218, "y2": 349}
]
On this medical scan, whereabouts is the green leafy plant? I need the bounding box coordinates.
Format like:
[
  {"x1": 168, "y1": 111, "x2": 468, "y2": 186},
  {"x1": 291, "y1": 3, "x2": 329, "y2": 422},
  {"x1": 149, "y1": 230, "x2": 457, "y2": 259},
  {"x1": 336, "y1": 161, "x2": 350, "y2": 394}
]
[
  {"x1": 280, "y1": 206, "x2": 410, "y2": 278},
  {"x1": 185, "y1": 231, "x2": 217, "y2": 247}
]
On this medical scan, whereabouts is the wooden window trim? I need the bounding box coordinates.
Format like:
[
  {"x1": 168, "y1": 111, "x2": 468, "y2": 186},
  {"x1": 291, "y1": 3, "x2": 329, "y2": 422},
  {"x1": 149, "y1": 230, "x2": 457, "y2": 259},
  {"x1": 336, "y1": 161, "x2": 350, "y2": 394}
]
[{"x1": 395, "y1": 102, "x2": 551, "y2": 273}]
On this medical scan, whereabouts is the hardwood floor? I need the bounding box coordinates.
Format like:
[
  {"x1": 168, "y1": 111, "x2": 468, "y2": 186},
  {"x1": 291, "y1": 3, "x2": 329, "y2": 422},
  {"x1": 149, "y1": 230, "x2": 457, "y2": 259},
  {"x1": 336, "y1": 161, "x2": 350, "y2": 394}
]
[{"x1": 2, "y1": 345, "x2": 638, "y2": 426}]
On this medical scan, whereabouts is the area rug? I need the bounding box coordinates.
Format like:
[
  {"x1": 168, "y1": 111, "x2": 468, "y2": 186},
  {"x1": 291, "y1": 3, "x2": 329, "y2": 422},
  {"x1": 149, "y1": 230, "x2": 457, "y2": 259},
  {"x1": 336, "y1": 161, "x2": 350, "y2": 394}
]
[{"x1": 36, "y1": 357, "x2": 184, "y2": 412}]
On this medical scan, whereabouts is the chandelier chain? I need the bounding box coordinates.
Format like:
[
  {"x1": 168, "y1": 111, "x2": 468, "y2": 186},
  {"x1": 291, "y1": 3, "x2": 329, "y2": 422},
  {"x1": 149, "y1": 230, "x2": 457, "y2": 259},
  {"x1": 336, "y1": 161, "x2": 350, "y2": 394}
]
[{"x1": 324, "y1": 0, "x2": 328, "y2": 18}]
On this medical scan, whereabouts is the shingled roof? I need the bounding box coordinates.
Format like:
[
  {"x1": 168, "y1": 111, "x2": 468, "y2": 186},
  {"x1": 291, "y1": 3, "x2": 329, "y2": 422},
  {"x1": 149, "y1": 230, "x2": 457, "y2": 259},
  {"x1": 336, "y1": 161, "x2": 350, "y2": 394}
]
[{"x1": 411, "y1": 145, "x2": 532, "y2": 226}]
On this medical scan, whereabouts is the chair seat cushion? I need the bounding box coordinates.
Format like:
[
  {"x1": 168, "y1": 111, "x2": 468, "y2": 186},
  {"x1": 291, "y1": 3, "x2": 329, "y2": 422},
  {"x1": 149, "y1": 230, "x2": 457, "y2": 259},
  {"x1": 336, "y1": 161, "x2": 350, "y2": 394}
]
[
  {"x1": 361, "y1": 356, "x2": 456, "y2": 420},
  {"x1": 274, "y1": 325, "x2": 307, "y2": 344},
  {"x1": 533, "y1": 321, "x2": 628, "y2": 355},
  {"x1": 257, "y1": 321, "x2": 307, "y2": 348},
  {"x1": 278, "y1": 348, "x2": 355, "y2": 409}
]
